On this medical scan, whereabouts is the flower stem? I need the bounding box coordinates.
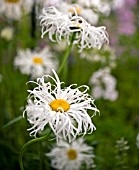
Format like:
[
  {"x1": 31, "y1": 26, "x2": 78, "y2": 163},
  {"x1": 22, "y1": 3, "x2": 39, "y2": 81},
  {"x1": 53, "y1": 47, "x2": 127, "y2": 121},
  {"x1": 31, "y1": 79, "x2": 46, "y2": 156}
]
[
  {"x1": 58, "y1": 34, "x2": 75, "y2": 75},
  {"x1": 19, "y1": 130, "x2": 51, "y2": 170}
]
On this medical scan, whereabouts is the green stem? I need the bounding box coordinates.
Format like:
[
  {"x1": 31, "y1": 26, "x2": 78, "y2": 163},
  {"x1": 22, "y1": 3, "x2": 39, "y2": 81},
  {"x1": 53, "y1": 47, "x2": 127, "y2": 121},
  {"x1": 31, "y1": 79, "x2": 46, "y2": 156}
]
[
  {"x1": 19, "y1": 130, "x2": 51, "y2": 170},
  {"x1": 58, "y1": 34, "x2": 75, "y2": 75}
]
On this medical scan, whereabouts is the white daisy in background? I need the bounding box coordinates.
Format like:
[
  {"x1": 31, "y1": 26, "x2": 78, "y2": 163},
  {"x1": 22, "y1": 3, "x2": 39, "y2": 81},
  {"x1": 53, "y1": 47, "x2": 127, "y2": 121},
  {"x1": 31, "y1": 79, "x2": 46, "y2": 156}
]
[
  {"x1": 46, "y1": 138, "x2": 96, "y2": 170},
  {"x1": 24, "y1": 69, "x2": 99, "y2": 142},
  {"x1": 80, "y1": 45, "x2": 117, "y2": 68},
  {"x1": 136, "y1": 133, "x2": 139, "y2": 148},
  {"x1": 0, "y1": 0, "x2": 33, "y2": 20},
  {"x1": 14, "y1": 47, "x2": 58, "y2": 79},
  {"x1": 78, "y1": 0, "x2": 112, "y2": 16},
  {"x1": 40, "y1": 6, "x2": 109, "y2": 51},
  {"x1": 90, "y1": 67, "x2": 118, "y2": 101},
  {"x1": 58, "y1": 3, "x2": 99, "y2": 25},
  {"x1": 0, "y1": 26, "x2": 13, "y2": 41}
]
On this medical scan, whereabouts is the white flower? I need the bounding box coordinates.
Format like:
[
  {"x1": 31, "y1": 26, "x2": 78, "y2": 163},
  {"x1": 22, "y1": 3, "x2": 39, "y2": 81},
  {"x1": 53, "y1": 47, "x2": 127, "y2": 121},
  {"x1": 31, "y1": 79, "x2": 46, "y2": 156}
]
[
  {"x1": 0, "y1": 0, "x2": 33, "y2": 20},
  {"x1": 58, "y1": 3, "x2": 99, "y2": 25},
  {"x1": 78, "y1": 0, "x2": 111, "y2": 16},
  {"x1": 0, "y1": 26, "x2": 13, "y2": 41},
  {"x1": 40, "y1": 6, "x2": 109, "y2": 51},
  {"x1": 90, "y1": 67, "x2": 118, "y2": 101},
  {"x1": 14, "y1": 47, "x2": 58, "y2": 79},
  {"x1": 80, "y1": 45, "x2": 117, "y2": 68},
  {"x1": 136, "y1": 133, "x2": 139, "y2": 148},
  {"x1": 24, "y1": 69, "x2": 99, "y2": 142},
  {"x1": 46, "y1": 138, "x2": 96, "y2": 170}
]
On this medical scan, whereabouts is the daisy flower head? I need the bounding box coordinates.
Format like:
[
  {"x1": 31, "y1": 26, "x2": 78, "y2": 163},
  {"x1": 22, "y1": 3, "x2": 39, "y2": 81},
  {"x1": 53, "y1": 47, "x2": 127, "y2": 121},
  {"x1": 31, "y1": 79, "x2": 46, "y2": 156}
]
[
  {"x1": 40, "y1": 6, "x2": 109, "y2": 51},
  {"x1": 0, "y1": 0, "x2": 33, "y2": 20},
  {"x1": 46, "y1": 138, "x2": 96, "y2": 170},
  {"x1": 14, "y1": 47, "x2": 58, "y2": 79},
  {"x1": 24, "y1": 70, "x2": 99, "y2": 143}
]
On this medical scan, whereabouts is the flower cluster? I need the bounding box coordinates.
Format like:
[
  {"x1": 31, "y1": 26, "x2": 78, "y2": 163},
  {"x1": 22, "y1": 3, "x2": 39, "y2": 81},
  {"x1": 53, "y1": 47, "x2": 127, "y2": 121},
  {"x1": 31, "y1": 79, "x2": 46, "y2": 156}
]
[
  {"x1": 80, "y1": 45, "x2": 117, "y2": 68},
  {"x1": 24, "y1": 69, "x2": 99, "y2": 143},
  {"x1": 40, "y1": 6, "x2": 109, "y2": 51},
  {"x1": 90, "y1": 67, "x2": 118, "y2": 101}
]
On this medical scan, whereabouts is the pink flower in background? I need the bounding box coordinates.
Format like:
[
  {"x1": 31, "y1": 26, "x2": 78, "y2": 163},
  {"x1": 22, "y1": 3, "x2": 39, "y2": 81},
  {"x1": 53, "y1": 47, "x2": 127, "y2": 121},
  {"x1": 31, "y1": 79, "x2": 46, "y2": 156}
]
[
  {"x1": 118, "y1": 22, "x2": 136, "y2": 35},
  {"x1": 116, "y1": 8, "x2": 136, "y2": 35},
  {"x1": 117, "y1": 8, "x2": 135, "y2": 22},
  {"x1": 126, "y1": 0, "x2": 137, "y2": 8}
]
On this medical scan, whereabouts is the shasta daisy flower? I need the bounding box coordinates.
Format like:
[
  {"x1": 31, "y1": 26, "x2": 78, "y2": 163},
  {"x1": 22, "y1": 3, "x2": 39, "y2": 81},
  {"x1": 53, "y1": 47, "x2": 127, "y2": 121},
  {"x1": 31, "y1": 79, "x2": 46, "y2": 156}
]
[
  {"x1": 24, "y1": 70, "x2": 99, "y2": 142},
  {"x1": 40, "y1": 6, "x2": 109, "y2": 51},
  {"x1": 14, "y1": 47, "x2": 58, "y2": 79},
  {"x1": 46, "y1": 138, "x2": 96, "y2": 170},
  {"x1": 0, "y1": 0, "x2": 33, "y2": 20}
]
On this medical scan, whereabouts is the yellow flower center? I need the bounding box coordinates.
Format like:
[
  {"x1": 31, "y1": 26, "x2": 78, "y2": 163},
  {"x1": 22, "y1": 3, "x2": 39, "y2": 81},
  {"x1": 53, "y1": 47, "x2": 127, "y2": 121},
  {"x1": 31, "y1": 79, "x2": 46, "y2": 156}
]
[
  {"x1": 68, "y1": 6, "x2": 82, "y2": 14},
  {"x1": 49, "y1": 99, "x2": 70, "y2": 112},
  {"x1": 5, "y1": 0, "x2": 19, "y2": 3},
  {"x1": 33, "y1": 57, "x2": 43, "y2": 64},
  {"x1": 67, "y1": 149, "x2": 77, "y2": 160}
]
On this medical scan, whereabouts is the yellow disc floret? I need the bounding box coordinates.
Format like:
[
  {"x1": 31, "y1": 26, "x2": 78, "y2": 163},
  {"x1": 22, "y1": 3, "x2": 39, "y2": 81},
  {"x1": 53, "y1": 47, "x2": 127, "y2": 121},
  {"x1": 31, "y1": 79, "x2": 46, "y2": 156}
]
[
  {"x1": 5, "y1": 0, "x2": 19, "y2": 3},
  {"x1": 49, "y1": 99, "x2": 70, "y2": 112},
  {"x1": 67, "y1": 149, "x2": 77, "y2": 160},
  {"x1": 33, "y1": 57, "x2": 43, "y2": 64}
]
